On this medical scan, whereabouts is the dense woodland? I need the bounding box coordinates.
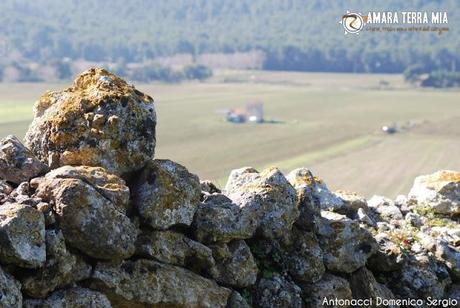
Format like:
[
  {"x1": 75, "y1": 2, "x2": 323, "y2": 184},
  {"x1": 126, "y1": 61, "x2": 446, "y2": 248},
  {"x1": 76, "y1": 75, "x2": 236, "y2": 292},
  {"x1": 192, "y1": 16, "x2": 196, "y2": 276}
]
[{"x1": 0, "y1": 0, "x2": 459, "y2": 81}]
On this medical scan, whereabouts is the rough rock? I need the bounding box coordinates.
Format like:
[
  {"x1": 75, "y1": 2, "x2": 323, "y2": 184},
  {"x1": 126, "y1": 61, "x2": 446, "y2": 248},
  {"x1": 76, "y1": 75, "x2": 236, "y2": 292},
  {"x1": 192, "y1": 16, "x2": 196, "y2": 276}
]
[
  {"x1": 301, "y1": 273, "x2": 352, "y2": 308},
  {"x1": 388, "y1": 255, "x2": 451, "y2": 299},
  {"x1": 135, "y1": 230, "x2": 216, "y2": 276},
  {"x1": 225, "y1": 167, "x2": 298, "y2": 239},
  {"x1": 0, "y1": 203, "x2": 46, "y2": 268},
  {"x1": 349, "y1": 267, "x2": 396, "y2": 307},
  {"x1": 284, "y1": 229, "x2": 325, "y2": 283},
  {"x1": 20, "y1": 229, "x2": 92, "y2": 298},
  {"x1": 25, "y1": 68, "x2": 156, "y2": 176},
  {"x1": 210, "y1": 240, "x2": 258, "y2": 288},
  {"x1": 433, "y1": 239, "x2": 460, "y2": 280},
  {"x1": 193, "y1": 194, "x2": 256, "y2": 243},
  {"x1": 335, "y1": 190, "x2": 368, "y2": 217},
  {"x1": 446, "y1": 284, "x2": 460, "y2": 302},
  {"x1": 254, "y1": 274, "x2": 303, "y2": 308},
  {"x1": 34, "y1": 166, "x2": 137, "y2": 260},
  {"x1": 200, "y1": 180, "x2": 221, "y2": 195},
  {"x1": 285, "y1": 168, "x2": 321, "y2": 232},
  {"x1": 133, "y1": 159, "x2": 201, "y2": 229},
  {"x1": 0, "y1": 265, "x2": 22, "y2": 307},
  {"x1": 3, "y1": 182, "x2": 43, "y2": 206},
  {"x1": 287, "y1": 168, "x2": 344, "y2": 212},
  {"x1": 368, "y1": 195, "x2": 404, "y2": 221},
  {"x1": 408, "y1": 170, "x2": 460, "y2": 215},
  {"x1": 0, "y1": 135, "x2": 48, "y2": 184},
  {"x1": 227, "y1": 291, "x2": 251, "y2": 308},
  {"x1": 317, "y1": 211, "x2": 376, "y2": 273},
  {"x1": 89, "y1": 259, "x2": 232, "y2": 308},
  {"x1": 0, "y1": 180, "x2": 13, "y2": 202},
  {"x1": 367, "y1": 232, "x2": 407, "y2": 272},
  {"x1": 24, "y1": 287, "x2": 112, "y2": 308}
]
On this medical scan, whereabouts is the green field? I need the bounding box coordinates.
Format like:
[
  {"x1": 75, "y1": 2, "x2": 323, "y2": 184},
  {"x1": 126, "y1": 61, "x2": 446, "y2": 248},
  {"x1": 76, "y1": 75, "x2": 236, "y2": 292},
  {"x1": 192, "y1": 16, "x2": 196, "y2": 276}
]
[{"x1": 0, "y1": 71, "x2": 459, "y2": 198}]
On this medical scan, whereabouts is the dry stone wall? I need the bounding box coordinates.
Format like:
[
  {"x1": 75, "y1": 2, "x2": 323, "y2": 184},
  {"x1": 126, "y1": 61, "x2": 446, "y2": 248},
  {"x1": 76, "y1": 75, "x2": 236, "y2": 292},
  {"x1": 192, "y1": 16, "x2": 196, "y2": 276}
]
[{"x1": 0, "y1": 68, "x2": 459, "y2": 307}]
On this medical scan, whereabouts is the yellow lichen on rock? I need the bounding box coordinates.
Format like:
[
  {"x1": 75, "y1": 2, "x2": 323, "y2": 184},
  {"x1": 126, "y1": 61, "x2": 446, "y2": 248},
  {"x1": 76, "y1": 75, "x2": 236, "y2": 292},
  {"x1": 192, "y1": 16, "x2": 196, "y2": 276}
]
[{"x1": 25, "y1": 68, "x2": 156, "y2": 176}]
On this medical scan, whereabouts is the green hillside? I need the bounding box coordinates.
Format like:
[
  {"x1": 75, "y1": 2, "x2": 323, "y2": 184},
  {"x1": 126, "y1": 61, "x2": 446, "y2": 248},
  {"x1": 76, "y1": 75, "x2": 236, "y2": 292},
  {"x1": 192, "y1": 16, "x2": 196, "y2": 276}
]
[{"x1": 0, "y1": 0, "x2": 459, "y2": 73}]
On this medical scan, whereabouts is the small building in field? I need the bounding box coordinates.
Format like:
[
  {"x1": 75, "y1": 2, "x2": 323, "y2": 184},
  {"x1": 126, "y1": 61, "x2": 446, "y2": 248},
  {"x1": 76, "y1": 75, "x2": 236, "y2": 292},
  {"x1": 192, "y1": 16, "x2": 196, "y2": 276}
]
[{"x1": 226, "y1": 102, "x2": 264, "y2": 123}]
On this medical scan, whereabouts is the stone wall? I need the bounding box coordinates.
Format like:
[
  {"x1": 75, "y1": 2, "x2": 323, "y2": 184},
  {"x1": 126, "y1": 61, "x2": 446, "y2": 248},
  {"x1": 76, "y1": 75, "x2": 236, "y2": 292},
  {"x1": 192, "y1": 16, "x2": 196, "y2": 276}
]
[{"x1": 0, "y1": 68, "x2": 459, "y2": 307}]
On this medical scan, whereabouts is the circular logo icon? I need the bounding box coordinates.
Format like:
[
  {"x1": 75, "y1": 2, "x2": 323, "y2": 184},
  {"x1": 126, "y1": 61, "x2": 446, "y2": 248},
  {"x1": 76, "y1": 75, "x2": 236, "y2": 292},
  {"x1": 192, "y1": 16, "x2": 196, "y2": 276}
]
[{"x1": 340, "y1": 12, "x2": 364, "y2": 34}]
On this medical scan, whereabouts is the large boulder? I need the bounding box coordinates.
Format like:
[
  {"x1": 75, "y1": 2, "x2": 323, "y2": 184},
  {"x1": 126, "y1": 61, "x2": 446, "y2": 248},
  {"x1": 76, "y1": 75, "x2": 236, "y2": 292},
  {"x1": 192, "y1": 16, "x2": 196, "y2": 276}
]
[
  {"x1": 408, "y1": 170, "x2": 460, "y2": 215},
  {"x1": 34, "y1": 166, "x2": 137, "y2": 260},
  {"x1": 0, "y1": 135, "x2": 48, "y2": 184},
  {"x1": 193, "y1": 194, "x2": 256, "y2": 243},
  {"x1": 210, "y1": 240, "x2": 258, "y2": 288},
  {"x1": 135, "y1": 230, "x2": 216, "y2": 277},
  {"x1": 317, "y1": 211, "x2": 376, "y2": 273},
  {"x1": 89, "y1": 259, "x2": 232, "y2": 308},
  {"x1": 133, "y1": 159, "x2": 201, "y2": 229},
  {"x1": 20, "y1": 229, "x2": 92, "y2": 298},
  {"x1": 0, "y1": 265, "x2": 22, "y2": 307},
  {"x1": 24, "y1": 287, "x2": 111, "y2": 308},
  {"x1": 225, "y1": 167, "x2": 298, "y2": 239},
  {"x1": 0, "y1": 203, "x2": 46, "y2": 268},
  {"x1": 25, "y1": 68, "x2": 156, "y2": 176}
]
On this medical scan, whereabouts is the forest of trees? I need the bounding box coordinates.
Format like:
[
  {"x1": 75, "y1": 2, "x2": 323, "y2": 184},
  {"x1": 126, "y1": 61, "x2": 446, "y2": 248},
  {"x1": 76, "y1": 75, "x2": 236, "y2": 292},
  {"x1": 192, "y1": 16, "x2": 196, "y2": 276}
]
[{"x1": 0, "y1": 0, "x2": 458, "y2": 81}]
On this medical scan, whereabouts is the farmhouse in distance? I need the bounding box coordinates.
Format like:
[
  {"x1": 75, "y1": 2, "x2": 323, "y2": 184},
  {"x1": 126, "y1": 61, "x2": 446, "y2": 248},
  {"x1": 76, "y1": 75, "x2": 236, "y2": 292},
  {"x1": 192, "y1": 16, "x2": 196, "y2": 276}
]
[{"x1": 226, "y1": 102, "x2": 265, "y2": 124}]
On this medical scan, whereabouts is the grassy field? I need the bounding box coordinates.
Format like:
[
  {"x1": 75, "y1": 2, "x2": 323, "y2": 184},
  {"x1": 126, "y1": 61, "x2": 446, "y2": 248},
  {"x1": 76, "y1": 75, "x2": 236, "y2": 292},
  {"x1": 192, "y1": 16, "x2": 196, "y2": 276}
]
[{"x1": 0, "y1": 71, "x2": 459, "y2": 198}]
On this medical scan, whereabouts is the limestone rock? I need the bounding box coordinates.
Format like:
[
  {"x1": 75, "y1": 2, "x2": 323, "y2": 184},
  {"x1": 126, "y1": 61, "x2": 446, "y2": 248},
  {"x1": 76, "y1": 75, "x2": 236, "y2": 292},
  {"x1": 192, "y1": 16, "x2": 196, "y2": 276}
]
[
  {"x1": 368, "y1": 195, "x2": 403, "y2": 222},
  {"x1": 287, "y1": 168, "x2": 344, "y2": 212},
  {"x1": 227, "y1": 291, "x2": 251, "y2": 308},
  {"x1": 349, "y1": 267, "x2": 396, "y2": 308},
  {"x1": 35, "y1": 166, "x2": 137, "y2": 260},
  {"x1": 200, "y1": 180, "x2": 221, "y2": 195},
  {"x1": 367, "y1": 232, "x2": 407, "y2": 272},
  {"x1": 21, "y1": 229, "x2": 92, "y2": 298},
  {"x1": 335, "y1": 190, "x2": 368, "y2": 217},
  {"x1": 0, "y1": 203, "x2": 46, "y2": 268},
  {"x1": 408, "y1": 170, "x2": 460, "y2": 215},
  {"x1": 0, "y1": 135, "x2": 48, "y2": 184},
  {"x1": 210, "y1": 240, "x2": 258, "y2": 288},
  {"x1": 25, "y1": 68, "x2": 156, "y2": 176},
  {"x1": 301, "y1": 273, "x2": 352, "y2": 308},
  {"x1": 285, "y1": 168, "x2": 321, "y2": 232},
  {"x1": 225, "y1": 167, "x2": 298, "y2": 239},
  {"x1": 317, "y1": 211, "x2": 376, "y2": 273},
  {"x1": 0, "y1": 265, "x2": 22, "y2": 307},
  {"x1": 284, "y1": 229, "x2": 325, "y2": 283},
  {"x1": 388, "y1": 255, "x2": 451, "y2": 299},
  {"x1": 89, "y1": 259, "x2": 232, "y2": 308},
  {"x1": 24, "y1": 287, "x2": 112, "y2": 308},
  {"x1": 193, "y1": 194, "x2": 256, "y2": 243},
  {"x1": 434, "y1": 239, "x2": 460, "y2": 280},
  {"x1": 0, "y1": 180, "x2": 13, "y2": 202},
  {"x1": 254, "y1": 274, "x2": 303, "y2": 308},
  {"x1": 446, "y1": 284, "x2": 460, "y2": 302},
  {"x1": 135, "y1": 230, "x2": 216, "y2": 276},
  {"x1": 133, "y1": 159, "x2": 201, "y2": 229}
]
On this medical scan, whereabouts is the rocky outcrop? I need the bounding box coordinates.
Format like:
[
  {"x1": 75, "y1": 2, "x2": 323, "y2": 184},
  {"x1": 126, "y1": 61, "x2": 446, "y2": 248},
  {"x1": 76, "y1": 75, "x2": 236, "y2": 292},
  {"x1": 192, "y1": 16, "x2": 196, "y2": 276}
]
[{"x1": 1, "y1": 69, "x2": 459, "y2": 307}]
